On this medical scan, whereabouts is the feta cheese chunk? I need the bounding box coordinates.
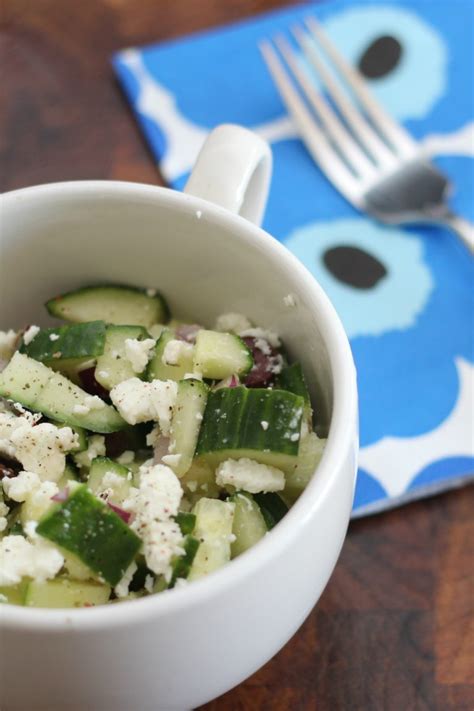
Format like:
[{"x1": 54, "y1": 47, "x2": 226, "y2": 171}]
[
  {"x1": 22, "y1": 325, "x2": 40, "y2": 345},
  {"x1": 123, "y1": 462, "x2": 184, "y2": 581},
  {"x1": 110, "y1": 378, "x2": 178, "y2": 434},
  {"x1": 10, "y1": 422, "x2": 78, "y2": 482},
  {"x1": 216, "y1": 458, "x2": 285, "y2": 493},
  {"x1": 215, "y1": 313, "x2": 252, "y2": 334},
  {"x1": 238, "y1": 327, "x2": 281, "y2": 349},
  {"x1": 0, "y1": 500, "x2": 9, "y2": 532},
  {"x1": 3, "y1": 470, "x2": 41, "y2": 502},
  {"x1": 124, "y1": 338, "x2": 156, "y2": 374},
  {"x1": 114, "y1": 560, "x2": 138, "y2": 598},
  {"x1": 162, "y1": 339, "x2": 193, "y2": 366},
  {"x1": 0, "y1": 535, "x2": 64, "y2": 586}
]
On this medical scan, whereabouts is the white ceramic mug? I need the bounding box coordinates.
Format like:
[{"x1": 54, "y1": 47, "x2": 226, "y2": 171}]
[{"x1": 0, "y1": 125, "x2": 358, "y2": 711}]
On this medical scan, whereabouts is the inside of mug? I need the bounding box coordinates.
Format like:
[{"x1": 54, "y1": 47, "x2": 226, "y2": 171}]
[{"x1": 1, "y1": 185, "x2": 334, "y2": 431}]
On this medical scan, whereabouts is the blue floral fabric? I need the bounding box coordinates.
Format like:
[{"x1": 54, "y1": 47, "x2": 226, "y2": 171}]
[{"x1": 113, "y1": 0, "x2": 474, "y2": 516}]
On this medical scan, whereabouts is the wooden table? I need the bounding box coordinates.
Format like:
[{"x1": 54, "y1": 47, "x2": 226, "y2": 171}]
[{"x1": 2, "y1": 1, "x2": 473, "y2": 708}]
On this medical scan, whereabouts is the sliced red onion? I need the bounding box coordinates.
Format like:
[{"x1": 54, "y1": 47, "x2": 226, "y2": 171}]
[
  {"x1": 51, "y1": 487, "x2": 69, "y2": 502},
  {"x1": 107, "y1": 502, "x2": 131, "y2": 524},
  {"x1": 242, "y1": 336, "x2": 281, "y2": 387},
  {"x1": 175, "y1": 324, "x2": 201, "y2": 344},
  {"x1": 228, "y1": 374, "x2": 239, "y2": 388},
  {"x1": 79, "y1": 367, "x2": 110, "y2": 400}
]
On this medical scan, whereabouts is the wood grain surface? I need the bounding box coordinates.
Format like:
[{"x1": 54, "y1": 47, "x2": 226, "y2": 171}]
[{"x1": 1, "y1": 2, "x2": 473, "y2": 709}]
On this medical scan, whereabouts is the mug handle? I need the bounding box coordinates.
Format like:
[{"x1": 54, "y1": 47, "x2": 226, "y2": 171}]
[{"x1": 184, "y1": 124, "x2": 272, "y2": 227}]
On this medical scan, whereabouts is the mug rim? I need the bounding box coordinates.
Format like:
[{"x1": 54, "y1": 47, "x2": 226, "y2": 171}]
[{"x1": 0, "y1": 180, "x2": 358, "y2": 630}]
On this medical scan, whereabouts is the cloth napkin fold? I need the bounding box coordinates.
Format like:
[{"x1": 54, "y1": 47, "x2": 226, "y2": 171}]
[{"x1": 113, "y1": 0, "x2": 474, "y2": 517}]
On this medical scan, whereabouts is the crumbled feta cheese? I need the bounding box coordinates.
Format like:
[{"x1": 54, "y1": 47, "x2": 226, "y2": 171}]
[
  {"x1": 114, "y1": 560, "x2": 138, "y2": 598},
  {"x1": 84, "y1": 395, "x2": 106, "y2": 410},
  {"x1": 23, "y1": 480, "x2": 58, "y2": 521},
  {"x1": 74, "y1": 435, "x2": 106, "y2": 469},
  {"x1": 146, "y1": 288, "x2": 157, "y2": 297},
  {"x1": 10, "y1": 422, "x2": 78, "y2": 482},
  {"x1": 110, "y1": 378, "x2": 178, "y2": 433},
  {"x1": 290, "y1": 432, "x2": 300, "y2": 442},
  {"x1": 238, "y1": 327, "x2": 281, "y2": 348},
  {"x1": 22, "y1": 325, "x2": 40, "y2": 346},
  {"x1": 95, "y1": 471, "x2": 128, "y2": 503},
  {"x1": 23, "y1": 520, "x2": 38, "y2": 539},
  {"x1": 97, "y1": 370, "x2": 109, "y2": 379},
  {"x1": 0, "y1": 535, "x2": 64, "y2": 586},
  {"x1": 260, "y1": 420, "x2": 269, "y2": 431},
  {"x1": 125, "y1": 338, "x2": 156, "y2": 374},
  {"x1": 162, "y1": 339, "x2": 193, "y2": 366},
  {"x1": 0, "y1": 500, "x2": 9, "y2": 532},
  {"x1": 3, "y1": 470, "x2": 40, "y2": 502},
  {"x1": 186, "y1": 480, "x2": 197, "y2": 493},
  {"x1": 254, "y1": 337, "x2": 272, "y2": 355},
  {"x1": 174, "y1": 577, "x2": 188, "y2": 589},
  {"x1": 144, "y1": 574, "x2": 154, "y2": 593},
  {"x1": 123, "y1": 462, "x2": 184, "y2": 581},
  {"x1": 283, "y1": 293, "x2": 297, "y2": 308},
  {"x1": 195, "y1": 412, "x2": 203, "y2": 421},
  {"x1": 11, "y1": 403, "x2": 42, "y2": 424},
  {"x1": 215, "y1": 313, "x2": 252, "y2": 334},
  {"x1": 161, "y1": 453, "x2": 181, "y2": 468},
  {"x1": 0, "y1": 411, "x2": 27, "y2": 459},
  {"x1": 216, "y1": 458, "x2": 285, "y2": 493},
  {"x1": 49, "y1": 333, "x2": 60, "y2": 341},
  {"x1": 0, "y1": 329, "x2": 17, "y2": 362},
  {"x1": 116, "y1": 450, "x2": 135, "y2": 465}
]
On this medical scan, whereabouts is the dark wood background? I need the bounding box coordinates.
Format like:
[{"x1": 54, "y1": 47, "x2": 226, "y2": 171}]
[{"x1": 1, "y1": 1, "x2": 473, "y2": 709}]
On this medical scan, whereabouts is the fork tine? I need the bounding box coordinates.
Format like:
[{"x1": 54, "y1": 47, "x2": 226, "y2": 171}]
[
  {"x1": 298, "y1": 25, "x2": 396, "y2": 168},
  {"x1": 305, "y1": 16, "x2": 417, "y2": 158},
  {"x1": 259, "y1": 39, "x2": 360, "y2": 204},
  {"x1": 276, "y1": 31, "x2": 376, "y2": 180}
]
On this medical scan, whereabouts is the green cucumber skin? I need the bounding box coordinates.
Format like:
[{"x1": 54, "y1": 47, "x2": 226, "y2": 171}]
[
  {"x1": 36, "y1": 485, "x2": 141, "y2": 586},
  {"x1": 95, "y1": 325, "x2": 150, "y2": 390},
  {"x1": 175, "y1": 512, "x2": 196, "y2": 535},
  {"x1": 253, "y1": 492, "x2": 289, "y2": 530},
  {"x1": 196, "y1": 387, "x2": 305, "y2": 461},
  {"x1": 169, "y1": 535, "x2": 200, "y2": 588},
  {"x1": 276, "y1": 363, "x2": 310, "y2": 406},
  {"x1": 46, "y1": 284, "x2": 169, "y2": 328},
  {"x1": 21, "y1": 321, "x2": 106, "y2": 363}
]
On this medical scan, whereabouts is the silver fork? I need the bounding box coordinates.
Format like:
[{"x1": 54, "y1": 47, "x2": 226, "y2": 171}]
[{"x1": 260, "y1": 17, "x2": 474, "y2": 253}]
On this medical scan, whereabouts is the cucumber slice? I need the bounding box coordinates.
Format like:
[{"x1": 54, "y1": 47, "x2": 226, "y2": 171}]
[
  {"x1": 21, "y1": 321, "x2": 106, "y2": 364},
  {"x1": 187, "y1": 498, "x2": 235, "y2": 581},
  {"x1": 0, "y1": 580, "x2": 29, "y2": 606},
  {"x1": 229, "y1": 493, "x2": 267, "y2": 557},
  {"x1": 175, "y1": 512, "x2": 196, "y2": 535},
  {"x1": 196, "y1": 387, "x2": 304, "y2": 473},
  {"x1": 284, "y1": 432, "x2": 326, "y2": 503},
  {"x1": 0, "y1": 353, "x2": 125, "y2": 433},
  {"x1": 36, "y1": 485, "x2": 141, "y2": 586},
  {"x1": 180, "y1": 459, "x2": 220, "y2": 500},
  {"x1": 87, "y1": 456, "x2": 132, "y2": 505},
  {"x1": 95, "y1": 325, "x2": 150, "y2": 390},
  {"x1": 169, "y1": 535, "x2": 200, "y2": 588},
  {"x1": 253, "y1": 492, "x2": 288, "y2": 529},
  {"x1": 193, "y1": 330, "x2": 253, "y2": 379},
  {"x1": 146, "y1": 329, "x2": 194, "y2": 382},
  {"x1": 169, "y1": 379, "x2": 208, "y2": 476},
  {"x1": 46, "y1": 285, "x2": 169, "y2": 328},
  {"x1": 276, "y1": 363, "x2": 311, "y2": 407},
  {"x1": 0, "y1": 352, "x2": 51, "y2": 407},
  {"x1": 24, "y1": 578, "x2": 111, "y2": 608}
]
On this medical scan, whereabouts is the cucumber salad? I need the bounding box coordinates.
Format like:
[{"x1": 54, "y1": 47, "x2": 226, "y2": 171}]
[{"x1": 0, "y1": 285, "x2": 326, "y2": 608}]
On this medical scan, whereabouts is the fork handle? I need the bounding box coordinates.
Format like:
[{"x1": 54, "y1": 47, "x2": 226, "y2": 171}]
[{"x1": 438, "y1": 213, "x2": 474, "y2": 253}]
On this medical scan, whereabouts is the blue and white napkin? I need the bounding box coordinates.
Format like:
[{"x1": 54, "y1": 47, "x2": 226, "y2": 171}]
[{"x1": 113, "y1": 0, "x2": 474, "y2": 516}]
